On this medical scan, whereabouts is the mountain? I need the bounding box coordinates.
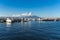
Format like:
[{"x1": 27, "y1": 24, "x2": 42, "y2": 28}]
[{"x1": 12, "y1": 12, "x2": 40, "y2": 19}]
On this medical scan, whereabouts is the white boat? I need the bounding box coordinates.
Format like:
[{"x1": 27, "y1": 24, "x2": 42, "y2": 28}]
[{"x1": 6, "y1": 18, "x2": 12, "y2": 23}]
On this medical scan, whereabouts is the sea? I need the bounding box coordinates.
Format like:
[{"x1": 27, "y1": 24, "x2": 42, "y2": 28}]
[{"x1": 0, "y1": 21, "x2": 60, "y2": 40}]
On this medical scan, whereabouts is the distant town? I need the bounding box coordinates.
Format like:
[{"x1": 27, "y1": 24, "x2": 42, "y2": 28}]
[{"x1": 0, "y1": 12, "x2": 60, "y2": 23}]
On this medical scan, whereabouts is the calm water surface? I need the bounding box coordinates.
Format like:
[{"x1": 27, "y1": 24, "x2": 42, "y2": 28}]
[{"x1": 0, "y1": 21, "x2": 60, "y2": 40}]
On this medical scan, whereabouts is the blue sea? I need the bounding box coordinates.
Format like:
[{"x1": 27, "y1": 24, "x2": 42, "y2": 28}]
[{"x1": 0, "y1": 21, "x2": 60, "y2": 40}]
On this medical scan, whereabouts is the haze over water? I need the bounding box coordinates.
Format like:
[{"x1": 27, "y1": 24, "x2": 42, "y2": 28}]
[{"x1": 0, "y1": 21, "x2": 60, "y2": 40}]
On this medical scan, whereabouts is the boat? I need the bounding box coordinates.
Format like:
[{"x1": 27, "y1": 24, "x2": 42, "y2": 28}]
[{"x1": 6, "y1": 18, "x2": 12, "y2": 23}]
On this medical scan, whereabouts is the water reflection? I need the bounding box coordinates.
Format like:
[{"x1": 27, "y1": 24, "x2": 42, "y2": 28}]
[
  {"x1": 21, "y1": 21, "x2": 32, "y2": 27},
  {"x1": 6, "y1": 23, "x2": 12, "y2": 31},
  {"x1": 23, "y1": 22, "x2": 28, "y2": 26},
  {"x1": 18, "y1": 21, "x2": 32, "y2": 32},
  {"x1": 0, "y1": 21, "x2": 60, "y2": 40},
  {"x1": 6, "y1": 23, "x2": 11, "y2": 27},
  {"x1": 28, "y1": 21, "x2": 32, "y2": 27}
]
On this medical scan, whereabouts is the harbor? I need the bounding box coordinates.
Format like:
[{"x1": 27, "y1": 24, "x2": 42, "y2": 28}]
[
  {"x1": 0, "y1": 17, "x2": 60, "y2": 23},
  {"x1": 0, "y1": 0, "x2": 60, "y2": 40},
  {"x1": 0, "y1": 12, "x2": 60, "y2": 23}
]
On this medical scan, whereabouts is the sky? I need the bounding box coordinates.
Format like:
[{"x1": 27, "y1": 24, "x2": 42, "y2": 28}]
[{"x1": 0, "y1": 0, "x2": 60, "y2": 17}]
